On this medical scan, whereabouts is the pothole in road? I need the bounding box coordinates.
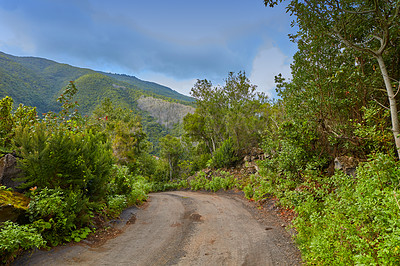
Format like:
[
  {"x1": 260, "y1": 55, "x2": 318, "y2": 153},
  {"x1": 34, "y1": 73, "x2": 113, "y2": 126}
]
[{"x1": 189, "y1": 213, "x2": 202, "y2": 222}]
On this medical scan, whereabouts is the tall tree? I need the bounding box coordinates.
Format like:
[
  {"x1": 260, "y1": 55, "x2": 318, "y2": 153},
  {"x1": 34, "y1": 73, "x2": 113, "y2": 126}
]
[
  {"x1": 184, "y1": 72, "x2": 267, "y2": 157},
  {"x1": 265, "y1": 0, "x2": 400, "y2": 157},
  {"x1": 159, "y1": 135, "x2": 183, "y2": 180}
]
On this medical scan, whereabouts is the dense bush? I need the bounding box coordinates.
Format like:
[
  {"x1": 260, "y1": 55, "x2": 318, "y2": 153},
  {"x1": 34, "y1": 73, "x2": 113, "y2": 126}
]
[
  {"x1": 14, "y1": 124, "x2": 114, "y2": 201},
  {"x1": 189, "y1": 170, "x2": 237, "y2": 192},
  {"x1": 0, "y1": 221, "x2": 46, "y2": 263},
  {"x1": 27, "y1": 188, "x2": 93, "y2": 246},
  {"x1": 209, "y1": 138, "x2": 237, "y2": 169},
  {"x1": 106, "y1": 195, "x2": 128, "y2": 218},
  {"x1": 291, "y1": 154, "x2": 400, "y2": 264},
  {"x1": 106, "y1": 164, "x2": 152, "y2": 217}
]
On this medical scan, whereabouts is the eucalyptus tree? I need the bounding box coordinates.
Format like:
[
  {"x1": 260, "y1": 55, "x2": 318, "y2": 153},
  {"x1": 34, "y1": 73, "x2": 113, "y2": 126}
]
[{"x1": 265, "y1": 0, "x2": 400, "y2": 158}]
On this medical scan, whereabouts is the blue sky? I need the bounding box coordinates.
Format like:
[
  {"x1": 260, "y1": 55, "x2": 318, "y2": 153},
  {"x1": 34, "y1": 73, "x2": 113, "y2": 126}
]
[{"x1": 0, "y1": 0, "x2": 297, "y2": 97}]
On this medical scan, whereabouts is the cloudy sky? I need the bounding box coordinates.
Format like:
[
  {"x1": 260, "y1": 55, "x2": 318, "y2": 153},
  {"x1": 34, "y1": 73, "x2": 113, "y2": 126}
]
[{"x1": 0, "y1": 0, "x2": 297, "y2": 98}]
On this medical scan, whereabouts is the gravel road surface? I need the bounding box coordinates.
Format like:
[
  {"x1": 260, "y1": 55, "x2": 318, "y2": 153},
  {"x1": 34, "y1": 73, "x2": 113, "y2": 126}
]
[{"x1": 14, "y1": 191, "x2": 301, "y2": 265}]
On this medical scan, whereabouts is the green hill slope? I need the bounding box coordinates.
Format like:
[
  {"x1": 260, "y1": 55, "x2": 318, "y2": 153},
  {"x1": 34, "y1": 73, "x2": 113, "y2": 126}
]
[
  {"x1": 0, "y1": 51, "x2": 193, "y2": 114},
  {"x1": 0, "y1": 51, "x2": 195, "y2": 147}
]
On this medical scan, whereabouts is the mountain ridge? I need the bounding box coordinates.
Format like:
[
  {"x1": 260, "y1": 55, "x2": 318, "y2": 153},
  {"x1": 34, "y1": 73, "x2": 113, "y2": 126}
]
[{"x1": 0, "y1": 51, "x2": 194, "y2": 115}]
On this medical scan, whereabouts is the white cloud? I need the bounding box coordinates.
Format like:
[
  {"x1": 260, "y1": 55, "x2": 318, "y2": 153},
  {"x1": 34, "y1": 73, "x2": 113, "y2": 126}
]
[
  {"x1": 138, "y1": 72, "x2": 197, "y2": 97},
  {"x1": 249, "y1": 43, "x2": 292, "y2": 98}
]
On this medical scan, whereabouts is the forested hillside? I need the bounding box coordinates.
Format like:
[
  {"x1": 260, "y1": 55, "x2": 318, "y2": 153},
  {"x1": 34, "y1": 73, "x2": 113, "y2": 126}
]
[
  {"x1": 0, "y1": 51, "x2": 194, "y2": 148},
  {"x1": 0, "y1": 52, "x2": 194, "y2": 116}
]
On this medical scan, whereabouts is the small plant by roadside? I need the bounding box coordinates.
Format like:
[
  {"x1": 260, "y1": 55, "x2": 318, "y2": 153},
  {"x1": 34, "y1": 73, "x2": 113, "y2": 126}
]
[
  {"x1": 0, "y1": 221, "x2": 46, "y2": 264},
  {"x1": 188, "y1": 170, "x2": 237, "y2": 192}
]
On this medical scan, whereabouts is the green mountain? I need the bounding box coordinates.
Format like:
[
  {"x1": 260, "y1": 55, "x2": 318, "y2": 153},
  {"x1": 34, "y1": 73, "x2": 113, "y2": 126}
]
[
  {"x1": 0, "y1": 51, "x2": 194, "y2": 114},
  {"x1": 0, "y1": 51, "x2": 195, "y2": 148}
]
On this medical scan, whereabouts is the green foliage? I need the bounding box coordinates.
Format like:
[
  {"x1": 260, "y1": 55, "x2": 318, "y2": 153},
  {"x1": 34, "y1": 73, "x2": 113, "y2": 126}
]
[
  {"x1": 106, "y1": 164, "x2": 152, "y2": 217},
  {"x1": 56, "y1": 81, "x2": 80, "y2": 124},
  {"x1": 0, "y1": 96, "x2": 14, "y2": 148},
  {"x1": 262, "y1": 119, "x2": 329, "y2": 184},
  {"x1": 125, "y1": 175, "x2": 151, "y2": 204},
  {"x1": 106, "y1": 195, "x2": 128, "y2": 218},
  {"x1": 189, "y1": 172, "x2": 209, "y2": 191},
  {"x1": 150, "y1": 177, "x2": 189, "y2": 192},
  {"x1": 184, "y1": 72, "x2": 267, "y2": 160},
  {"x1": 28, "y1": 188, "x2": 93, "y2": 246},
  {"x1": 293, "y1": 154, "x2": 400, "y2": 264},
  {"x1": 354, "y1": 104, "x2": 394, "y2": 155},
  {"x1": 209, "y1": 138, "x2": 236, "y2": 169},
  {"x1": 14, "y1": 103, "x2": 38, "y2": 129},
  {"x1": 189, "y1": 170, "x2": 237, "y2": 192},
  {"x1": 91, "y1": 98, "x2": 148, "y2": 168},
  {"x1": 159, "y1": 135, "x2": 184, "y2": 180},
  {"x1": 0, "y1": 221, "x2": 46, "y2": 263},
  {"x1": 205, "y1": 171, "x2": 237, "y2": 192},
  {"x1": 15, "y1": 125, "x2": 114, "y2": 200},
  {"x1": 66, "y1": 227, "x2": 92, "y2": 243}
]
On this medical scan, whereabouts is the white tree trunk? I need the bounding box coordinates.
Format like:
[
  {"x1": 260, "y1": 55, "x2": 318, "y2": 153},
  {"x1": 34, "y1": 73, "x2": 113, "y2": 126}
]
[{"x1": 377, "y1": 55, "x2": 400, "y2": 159}]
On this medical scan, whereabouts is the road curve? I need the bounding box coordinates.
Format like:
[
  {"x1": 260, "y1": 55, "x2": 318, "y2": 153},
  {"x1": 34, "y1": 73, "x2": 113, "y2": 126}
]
[{"x1": 14, "y1": 191, "x2": 301, "y2": 265}]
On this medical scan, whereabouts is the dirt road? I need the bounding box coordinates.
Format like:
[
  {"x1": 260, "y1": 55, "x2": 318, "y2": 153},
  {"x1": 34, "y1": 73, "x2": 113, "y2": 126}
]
[{"x1": 14, "y1": 191, "x2": 301, "y2": 265}]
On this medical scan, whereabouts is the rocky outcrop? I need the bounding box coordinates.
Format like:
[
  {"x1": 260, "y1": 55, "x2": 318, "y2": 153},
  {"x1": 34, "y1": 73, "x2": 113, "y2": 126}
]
[
  {"x1": 242, "y1": 148, "x2": 266, "y2": 163},
  {"x1": 242, "y1": 148, "x2": 265, "y2": 174},
  {"x1": 334, "y1": 156, "x2": 359, "y2": 177},
  {"x1": 0, "y1": 154, "x2": 24, "y2": 191},
  {"x1": 137, "y1": 96, "x2": 195, "y2": 129},
  {"x1": 0, "y1": 189, "x2": 30, "y2": 223}
]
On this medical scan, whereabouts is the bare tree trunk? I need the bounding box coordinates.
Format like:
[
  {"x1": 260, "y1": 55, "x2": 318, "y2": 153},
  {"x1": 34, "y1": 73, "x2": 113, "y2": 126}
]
[
  {"x1": 377, "y1": 55, "x2": 400, "y2": 159},
  {"x1": 211, "y1": 136, "x2": 216, "y2": 154},
  {"x1": 168, "y1": 157, "x2": 173, "y2": 180}
]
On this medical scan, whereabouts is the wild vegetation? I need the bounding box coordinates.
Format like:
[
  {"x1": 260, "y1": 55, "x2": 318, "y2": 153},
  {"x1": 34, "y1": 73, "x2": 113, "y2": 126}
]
[
  {"x1": 0, "y1": 51, "x2": 194, "y2": 155},
  {"x1": 1, "y1": 0, "x2": 400, "y2": 264},
  {"x1": 0, "y1": 83, "x2": 155, "y2": 262}
]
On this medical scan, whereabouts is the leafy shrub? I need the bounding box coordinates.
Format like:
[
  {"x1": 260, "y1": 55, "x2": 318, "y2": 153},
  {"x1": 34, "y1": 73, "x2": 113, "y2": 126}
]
[
  {"x1": 106, "y1": 195, "x2": 128, "y2": 218},
  {"x1": 108, "y1": 165, "x2": 133, "y2": 196},
  {"x1": 294, "y1": 153, "x2": 400, "y2": 264},
  {"x1": 0, "y1": 96, "x2": 14, "y2": 148},
  {"x1": 189, "y1": 172, "x2": 209, "y2": 191},
  {"x1": 150, "y1": 179, "x2": 189, "y2": 192},
  {"x1": 107, "y1": 165, "x2": 151, "y2": 207},
  {"x1": 0, "y1": 221, "x2": 46, "y2": 263},
  {"x1": 15, "y1": 124, "x2": 114, "y2": 201},
  {"x1": 210, "y1": 138, "x2": 237, "y2": 169},
  {"x1": 354, "y1": 104, "x2": 394, "y2": 155},
  {"x1": 28, "y1": 188, "x2": 92, "y2": 246},
  {"x1": 243, "y1": 174, "x2": 272, "y2": 201},
  {"x1": 189, "y1": 170, "x2": 237, "y2": 192},
  {"x1": 66, "y1": 227, "x2": 92, "y2": 243},
  {"x1": 205, "y1": 171, "x2": 237, "y2": 192}
]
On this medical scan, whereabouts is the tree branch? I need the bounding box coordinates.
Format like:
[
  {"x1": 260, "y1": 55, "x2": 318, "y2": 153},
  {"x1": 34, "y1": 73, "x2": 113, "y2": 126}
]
[
  {"x1": 371, "y1": 96, "x2": 390, "y2": 110},
  {"x1": 332, "y1": 27, "x2": 378, "y2": 56},
  {"x1": 394, "y1": 82, "x2": 400, "y2": 98}
]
